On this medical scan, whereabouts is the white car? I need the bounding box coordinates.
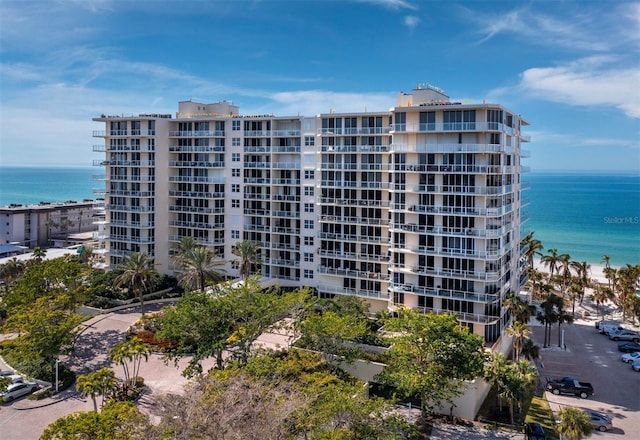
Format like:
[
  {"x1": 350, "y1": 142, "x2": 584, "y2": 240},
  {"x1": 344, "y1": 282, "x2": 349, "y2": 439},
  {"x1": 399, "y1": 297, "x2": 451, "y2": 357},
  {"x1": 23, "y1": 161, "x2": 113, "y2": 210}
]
[
  {"x1": 600, "y1": 323, "x2": 624, "y2": 335},
  {"x1": 1, "y1": 382, "x2": 39, "y2": 401},
  {"x1": 621, "y1": 351, "x2": 640, "y2": 363},
  {"x1": 632, "y1": 359, "x2": 640, "y2": 372}
]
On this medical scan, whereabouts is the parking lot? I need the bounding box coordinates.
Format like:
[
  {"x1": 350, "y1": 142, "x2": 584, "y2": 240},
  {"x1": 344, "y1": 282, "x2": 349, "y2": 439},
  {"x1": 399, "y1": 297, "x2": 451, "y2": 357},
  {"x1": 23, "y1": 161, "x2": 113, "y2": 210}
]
[{"x1": 531, "y1": 316, "x2": 640, "y2": 439}]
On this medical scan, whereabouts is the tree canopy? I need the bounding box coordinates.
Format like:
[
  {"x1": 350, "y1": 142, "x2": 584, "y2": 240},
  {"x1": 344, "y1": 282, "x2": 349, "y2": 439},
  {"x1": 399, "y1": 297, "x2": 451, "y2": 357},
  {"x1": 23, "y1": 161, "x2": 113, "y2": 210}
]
[{"x1": 376, "y1": 309, "x2": 486, "y2": 418}]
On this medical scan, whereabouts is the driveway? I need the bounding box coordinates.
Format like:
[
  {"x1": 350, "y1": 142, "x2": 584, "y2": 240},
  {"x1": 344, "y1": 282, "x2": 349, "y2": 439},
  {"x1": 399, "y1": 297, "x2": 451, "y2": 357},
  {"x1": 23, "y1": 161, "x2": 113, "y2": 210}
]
[{"x1": 531, "y1": 315, "x2": 640, "y2": 439}]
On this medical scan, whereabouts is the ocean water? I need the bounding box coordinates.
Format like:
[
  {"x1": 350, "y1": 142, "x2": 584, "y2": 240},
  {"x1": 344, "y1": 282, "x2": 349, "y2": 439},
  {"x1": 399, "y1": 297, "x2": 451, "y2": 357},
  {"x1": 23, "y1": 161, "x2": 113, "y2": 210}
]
[
  {"x1": 524, "y1": 172, "x2": 640, "y2": 267},
  {"x1": 0, "y1": 166, "x2": 638, "y2": 267},
  {"x1": 0, "y1": 166, "x2": 96, "y2": 206}
]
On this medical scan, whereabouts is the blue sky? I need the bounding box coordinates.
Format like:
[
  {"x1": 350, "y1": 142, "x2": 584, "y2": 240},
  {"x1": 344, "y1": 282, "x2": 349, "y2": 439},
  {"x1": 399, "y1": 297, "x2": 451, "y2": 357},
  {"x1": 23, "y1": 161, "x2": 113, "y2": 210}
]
[{"x1": 0, "y1": 0, "x2": 638, "y2": 172}]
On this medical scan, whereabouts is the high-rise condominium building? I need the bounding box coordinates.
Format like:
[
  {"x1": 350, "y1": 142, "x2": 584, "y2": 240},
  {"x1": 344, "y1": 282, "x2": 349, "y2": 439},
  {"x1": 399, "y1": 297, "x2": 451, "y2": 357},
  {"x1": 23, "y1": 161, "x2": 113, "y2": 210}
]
[{"x1": 92, "y1": 84, "x2": 530, "y2": 345}]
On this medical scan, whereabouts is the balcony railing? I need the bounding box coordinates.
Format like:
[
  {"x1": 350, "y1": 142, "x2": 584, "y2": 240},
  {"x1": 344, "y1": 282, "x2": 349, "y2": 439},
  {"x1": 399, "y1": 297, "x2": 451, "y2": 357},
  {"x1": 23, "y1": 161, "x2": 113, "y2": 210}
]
[
  {"x1": 316, "y1": 284, "x2": 390, "y2": 300},
  {"x1": 318, "y1": 215, "x2": 388, "y2": 226},
  {"x1": 389, "y1": 143, "x2": 510, "y2": 154},
  {"x1": 317, "y1": 266, "x2": 390, "y2": 281},
  {"x1": 318, "y1": 232, "x2": 388, "y2": 244},
  {"x1": 169, "y1": 130, "x2": 225, "y2": 137}
]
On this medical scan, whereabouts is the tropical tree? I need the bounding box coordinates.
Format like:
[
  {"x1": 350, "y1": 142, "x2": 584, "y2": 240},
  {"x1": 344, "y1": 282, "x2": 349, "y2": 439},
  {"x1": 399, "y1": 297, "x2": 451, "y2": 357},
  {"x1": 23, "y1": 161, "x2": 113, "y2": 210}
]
[
  {"x1": 616, "y1": 264, "x2": 640, "y2": 321},
  {"x1": 570, "y1": 260, "x2": 591, "y2": 304},
  {"x1": 483, "y1": 352, "x2": 509, "y2": 412},
  {"x1": 504, "y1": 292, "x2": 536, "y2": 323},
  {"x1": 40, "y1": 401, "x2": 149, "y2": 440},
  {"x1": 521, "y1": 231, "x2": 544, "y2": 270},
  {"x1": 591, "y1": 283, "x2": 614, "y2": 320},
  {"x1": 601, "y1": 254, "x2": 612, "y2": 290},
  {"x1": 537, "y1": 296, "x2": 559, "y2": 348},
  {"x1": 0, "y1": 257, "x2": 26, "y2": 285},
  {"x1": 505, "y1": 320, "x2": 531, "y2": 361},
  {"x1": 541, "y1": 248, "x2": 561, "y2": 281},
  {"x1": 76, "y1": 368, "x2": 117, "y2": 412},
  {"x1": 175, "y1": 246, "x2": 225, "y2": 291},
  {"x1": 108, "y1": 338, "x2": 153, "y2": 392},
  {"x1": 521, "y1": 338, "x2": 540, "y2": 361},
  {"x1": 31, "y1": 246, "x2": 47, "y2": 263},
  {"x1": 232, "y1": 240, "x2": 261, "y2": 279},
  {"x1": 568, "y1": 283, "x2": 583, "y2": 317},
  {"x1": 556, "y1": 300, "x2": 574, "y2": 348},
  {"x1": 376, "y1": 310, "x2": 486, "y2": 420},
  {"x1": 528, "y1": 267, "x2": 551, "y2": 301},
  {"x1": 556, "y1": 407, "x2": 593, "y2": 440},
  {"x1": 557, "y1": 253, "x2": 572, "y2": 296},
  {"x1": 114, "y1": 252, "x2": 159, "y2": 315}
]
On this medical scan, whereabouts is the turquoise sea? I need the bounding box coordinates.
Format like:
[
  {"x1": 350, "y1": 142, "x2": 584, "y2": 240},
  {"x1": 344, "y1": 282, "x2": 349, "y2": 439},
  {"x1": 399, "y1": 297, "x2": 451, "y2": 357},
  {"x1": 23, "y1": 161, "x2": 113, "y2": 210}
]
[{"x1": 0, "y1": 166, "x2": 638, "y2": 267}]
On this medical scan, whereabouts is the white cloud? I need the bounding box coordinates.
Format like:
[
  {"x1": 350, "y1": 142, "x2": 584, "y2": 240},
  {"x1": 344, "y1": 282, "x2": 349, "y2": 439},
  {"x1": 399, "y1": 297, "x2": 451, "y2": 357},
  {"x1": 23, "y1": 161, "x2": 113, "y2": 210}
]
[
  {"x1": 355, "y1": 0, "x2": 417, "y2": 11},
  {"x1": 404, "y1": 15, "x2": 420, "y2": 32},
  {"x1": 527, "y1": 130, "x2": 639, "y2": 150},
  {"x1": 518, "y1": 57, "x2": 640, "y2": 119}
]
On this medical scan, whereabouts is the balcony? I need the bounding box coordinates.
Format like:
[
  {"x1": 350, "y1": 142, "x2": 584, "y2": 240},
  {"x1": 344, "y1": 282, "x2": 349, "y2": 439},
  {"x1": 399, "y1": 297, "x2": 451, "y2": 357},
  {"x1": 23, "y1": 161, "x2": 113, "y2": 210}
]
[
  {"x1": 407, "y1": 245, "x2": 508, "y2": 259},
  {"x1": 272, "y1": 145, "x2": 301, "y2": 153},
  {"x1": 245, "y1": 224, "x2": 271, "y2": 232},
  {"x1": 271, "y1": 194, "x2": 299, "y2": 201},
  {"x1": 411, "y1": 184, "x2": 513, "y2": 196},
  {"x1": 272, "y1": 129, "x2": 301, "y2": 137},
  {"x1": 169, "y1": 190, "x2": 225, "y2": 199},
  {"x1": 168, "y1": 220, "x2": 224, "y2": 229},
  {"x1": 169, "y1": 145, "x2": 225, "y2": 153},
  {"x1": 393, "y1": 223, "x2": 506, "y2": 238},
  {"x1": 272, "y1": 210, "x2": 300, "y2": 219},
  {"x1": 270, "y1": 242, "x2": 300, "y2": 251},
  {"x1": 388, "y1": 283, "x2": 499, "y2": 303},
  {"x1": 169, "y1": 176, "x2": 224, "y2": 183},
  {"x1": 389, "y1": 143, "x2": 509, "y2": 154},
  {"x1": 264, "y1": 258, "x2": 299, "y2": 268},
  {"x1": 93, "y1": 144, "x2": 106, "y2": 152},
  {"x1": 169, "y1": 130, "x2": 225, "y2": 137},
  {"x1": 108, "y1": 190, "x2": 155, "y2": 197},
  {"x1": 106, "y1": 205, "x2": 155, "y2": 212},
  {"x1": 109, "y1": 234, "x2": 155, "y2": 244},
  {"x1": 318, "y1": 215, "x2": 388, "y2": 226},
  {"x1": 319, "y1": 180, "x2": 387, "y2": 189},
  {"x1": 320, "y1": 145, "x2": 389, "y2": 153},
  {"x1": 317, "y1": 266, "x2": 390, "y2": 281},
  {"x1": 406, "y1": 265, "x2": 502, "y2": 282},
  {"x1": 272, "y1": 162, "x2": 301, "y2": 169},
  {"x1": 316, "y1": 284, "x2": 390, "y2": 300},
  {"x1": 169, "y1": 161, "x2": 225, "y2": 168},
  {"x1": 98, "y1": 160, "x2": 155, "y2": 167},
  {"x1": 169, "y1": 206, "x2": 224, "y2": 214},
  {"x1": 244, "y1": 178, "x2": 272, "y2": 185},
  {"x1": 318, "y1": 232, "x2": 388, "y2": 244},
  {"x1": 318, "y1": 249, "x2": 389, "y2": 263},
  {"x1": 317, "y1": 127, "x2": 391, "y2": 135},
  {"x1": 317, "y1": 198, "x2": 389, "y2": 208},
  {"x1": 244, "y1": 146, "x2": 271, "y2": 153},
  {"x1": 169, "y1": 236, "x2": 225, "y2": 246},
  {"x1": 392, "y1": 122, "x2": 503, "y2": 133}
]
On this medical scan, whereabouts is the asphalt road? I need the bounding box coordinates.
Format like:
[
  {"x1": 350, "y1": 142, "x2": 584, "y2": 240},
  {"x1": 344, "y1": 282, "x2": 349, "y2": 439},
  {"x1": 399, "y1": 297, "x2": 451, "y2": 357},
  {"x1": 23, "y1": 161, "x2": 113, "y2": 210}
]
[{"x1": 532, "y1": 316, "x2": 640, "y2": 439}]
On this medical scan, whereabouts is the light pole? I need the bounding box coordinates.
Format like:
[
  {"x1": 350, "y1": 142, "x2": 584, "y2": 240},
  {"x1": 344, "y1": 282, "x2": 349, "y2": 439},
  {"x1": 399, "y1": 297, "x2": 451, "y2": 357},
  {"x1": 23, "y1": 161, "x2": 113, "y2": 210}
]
[{"x1": 55, "y1": 359, "x2": 60, "y2": 393}]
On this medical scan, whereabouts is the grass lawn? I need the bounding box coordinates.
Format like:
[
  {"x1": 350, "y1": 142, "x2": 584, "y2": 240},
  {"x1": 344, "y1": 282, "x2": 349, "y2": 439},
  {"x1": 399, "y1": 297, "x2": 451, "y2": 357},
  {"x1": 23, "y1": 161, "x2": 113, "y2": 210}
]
[{"x1": 525, "y1": 391, "x2": 559, "y2": 440}]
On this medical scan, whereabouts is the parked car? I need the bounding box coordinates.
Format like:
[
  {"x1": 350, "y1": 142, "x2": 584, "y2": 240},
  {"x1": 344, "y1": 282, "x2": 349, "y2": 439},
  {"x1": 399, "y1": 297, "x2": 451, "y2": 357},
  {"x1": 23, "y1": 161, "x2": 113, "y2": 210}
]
[
  {"x1": 1, "y1": 382, "x2": 39, "y2": 401},
  {"x1": 609, "y1": 329, "x2": 640, "y2": 342},
  {"x1": 621, "y1": 351, "x2": 640, "y2": 363},
  {"x1": 587, "y1": 410, "x2": 613, "y2": 432},
  {"x1": 524, "y1": 422, "x2": 546, "y2": 440},
  {"x1": 632, "y1": 359, "x2": 640, "y2": 372},
  {"x1": 595, "y1": 320, "x2": 619, "y2": 331},
  {"x1": 546, "y1": 376, "x2": 594, "y2": 399},
  {"x1": 618, "y1": 341, "x2": 640, "y2": 353},
  {"x1": 600, "y1": 323, "x2": 625, "y2": 335},
  {"x1": 5, "y1": 375, "x2": 24, "y2": 384},
  {"x1": 0, "y1": 370, "x2": 15, "y2": 377}
]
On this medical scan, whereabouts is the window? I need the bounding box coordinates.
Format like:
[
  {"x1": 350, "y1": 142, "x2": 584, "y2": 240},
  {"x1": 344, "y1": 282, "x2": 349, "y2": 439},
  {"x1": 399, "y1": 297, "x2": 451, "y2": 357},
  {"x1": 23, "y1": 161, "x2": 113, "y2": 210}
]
[
  {"x1": 231, "y1": 230, "x2": 240, "y2": 239},
  {"x1": 232, "y1": 120, "x2": 241, "y2": 131},
  {"x1": 304, "y1": 236, "x2": 314, "y2": 246},
  {"x1": 232, "y1": 153, "x2": 240, "y2": 162},
  {"x1": 304, "y1": 136, "x2": 315, "y2": 146},
  {"x1": 304, "y1": 170, "x2": 315, "y2": 179},
  {"x1": 304, "y1": 186, "x2": 314, "y2": 196},
  {"x1": 304, "y1": 220, "x2": 314, "y2": 229},
  {"x1": 303, "y1": 269, "x2": 314, "y2": 279},
  {"x1": 232, "y1": 137, "x2": 240, "y2": 147},
  {"x1": 232, "y1": 184, "x2": 240, "y2": 193},
  {"x1": 304, "y1": 252, "x2": 314, "y2": 262},
  {"x1": 232, "y1": 199, "x2": 240, "y2": 208},
  {"x1": 304, "y1": 203, "x2": 314, "y2": 213},
  {"x1": 232, "y1": 168, "x2": 240, "y2": 177}
]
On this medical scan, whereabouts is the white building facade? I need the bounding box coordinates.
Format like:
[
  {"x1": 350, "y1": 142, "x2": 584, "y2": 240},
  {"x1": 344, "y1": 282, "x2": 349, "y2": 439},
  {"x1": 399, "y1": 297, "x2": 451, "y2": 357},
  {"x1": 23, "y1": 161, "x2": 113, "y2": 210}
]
[{"x1": 92, "y1": 84, "x2": 530, "y2": 345}]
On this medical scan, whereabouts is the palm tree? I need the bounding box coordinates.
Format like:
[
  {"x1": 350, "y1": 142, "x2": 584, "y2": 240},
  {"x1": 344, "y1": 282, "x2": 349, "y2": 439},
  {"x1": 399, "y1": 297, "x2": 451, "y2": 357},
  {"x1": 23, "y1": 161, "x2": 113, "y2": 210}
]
[
  {"x1": 557, "y1": 253, "x2": 572, "y2": 296},
  {"x1": 177, "y1": 246, "x2": 225, "y2": 291},
  {"x1": 108, "y1": 338, "x2": 153, "y2": 390},
  {"x1": 541, "y1": 248, "x2": 561, "y2": 281},
  {"x1": 76, "y1": 368, "x2": 117, "y2": 412},
  {"x1": 617, "y1": 264, "x2": 640, "y2": 321},
  {"x1": 556, "y1": 302, "x2": 574, "y2": 348},
  {"x1": 568, "y1": 283, "x2": 583, "y2": 317},
  {"x1": 557, "y1": 407, "x2": 593, "y2": 440},
  {"x1": 521, "y1": 339, "x2": 540, "y2": 361},
  {"x1": 521, "y1": 231, "x2": 544, "y2": 270},
  {"x1": 537, "y1": 297, "x2": 560, "y2": 348},
  {"x1": 528, "y1": 267, "x2": 551, "y2": 301},
  {"x1": 232, "y1": 240, "x2": 261, "y2": 279},
  {"x1": 505, "y1": 321, "x2": 531, "y2": 361},
  {"x1": 570, "y1": 260, "x2": 591, "y2": 304},
  {"x1": 601, "y1": 254, "x2": 612, "y2": 290},
  {"x1": 591, "y1": 283, "x2": 614, "y2": 320},
  {"x1": 31, "y1": 246, "x2": 46, "y2": 263},
  {"x1": 0, "y1": 257, "x2": 25, "y2": 284},
  {"x1": 483, "y1": 352, "x2": 508, "y2": 413},
  {"x1": 114, "y1": 252, "x2": 159, "y2": 315}
]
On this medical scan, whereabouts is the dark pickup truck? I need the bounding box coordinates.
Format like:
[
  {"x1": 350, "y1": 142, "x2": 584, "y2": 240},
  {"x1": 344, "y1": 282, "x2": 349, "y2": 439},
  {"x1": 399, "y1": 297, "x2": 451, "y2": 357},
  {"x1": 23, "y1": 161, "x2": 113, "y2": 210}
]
[{"x1": 546, "y1": 377, "x2": 594, "y2": 399}]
